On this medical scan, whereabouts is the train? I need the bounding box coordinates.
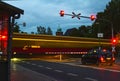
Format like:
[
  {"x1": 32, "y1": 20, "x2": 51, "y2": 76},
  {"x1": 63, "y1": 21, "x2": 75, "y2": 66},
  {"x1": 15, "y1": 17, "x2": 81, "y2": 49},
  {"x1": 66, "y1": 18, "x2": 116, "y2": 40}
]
[{"x1": 11, "y1": 33, "x2": 112, "y2": 57}]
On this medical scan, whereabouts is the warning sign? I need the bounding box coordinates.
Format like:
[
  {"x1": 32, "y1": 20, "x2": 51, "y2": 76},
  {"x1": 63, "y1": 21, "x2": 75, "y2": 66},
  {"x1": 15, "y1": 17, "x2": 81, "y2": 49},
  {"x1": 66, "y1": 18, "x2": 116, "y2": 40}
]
[{"x1": 97, "y1": 33, "x2": 103, "y2": 38}]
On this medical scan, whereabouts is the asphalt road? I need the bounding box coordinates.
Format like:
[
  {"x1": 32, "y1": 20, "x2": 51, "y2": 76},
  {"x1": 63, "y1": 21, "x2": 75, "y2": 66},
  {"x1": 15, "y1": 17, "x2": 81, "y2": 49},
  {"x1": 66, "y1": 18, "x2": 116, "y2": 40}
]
[{"x1": 14, "y1": 59, "x2": 120, "y2": 81}]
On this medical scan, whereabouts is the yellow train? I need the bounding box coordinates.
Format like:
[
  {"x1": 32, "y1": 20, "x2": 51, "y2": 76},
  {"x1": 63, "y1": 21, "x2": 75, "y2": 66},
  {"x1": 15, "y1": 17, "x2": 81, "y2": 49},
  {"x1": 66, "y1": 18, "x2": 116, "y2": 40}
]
[{"x1": 12, "y1": 33, "x2": 111, "y2": 55}]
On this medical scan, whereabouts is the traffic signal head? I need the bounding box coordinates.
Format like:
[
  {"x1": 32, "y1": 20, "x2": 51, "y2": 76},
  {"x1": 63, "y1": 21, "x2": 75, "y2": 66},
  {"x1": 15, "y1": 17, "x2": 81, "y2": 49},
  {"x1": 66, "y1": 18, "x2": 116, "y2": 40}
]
[
  {"x1": 90, "y1": 15, "x2": 96, "y2": 21},
  {"x1": 60, "y1": 10, "x2": 64, "y2": 17},
  {"x1": 23, "y1": 22, "x2": 26, "y2": 27}
]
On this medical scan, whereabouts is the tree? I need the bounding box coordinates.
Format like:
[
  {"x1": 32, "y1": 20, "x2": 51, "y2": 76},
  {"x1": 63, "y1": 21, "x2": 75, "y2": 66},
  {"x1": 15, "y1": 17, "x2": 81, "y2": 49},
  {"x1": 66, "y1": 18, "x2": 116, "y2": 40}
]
[
  {"x1": 21, "y1": 31, "x2": 27, "y2": 34},
  {"x1": 31, "y1": 32, "x2": 34, "y2": 34},
  {"x1": 37, "y1": 26, "x2": 46, "y2": 34},
  {"x1": 92, "y1": 0, "x2": 120, "y2": 39},
  {"x1": 46, "y1": 27, "x2": 53, "y2": 35},
  {"x1": 64, "y1": 25, "x2": 93, "y2": 37},
  {"x1": 104, "y1": 0, "x2": 120, "y2": 36},
  {"x1": 78, "y1": 25, "x2": 88, "y2": 37},
  {"x1": 13, "y1": 24, "x2": 20, "y2": 33},
  {"x1": 64, "y1": 28, "x2": 79, "y2": 37}
]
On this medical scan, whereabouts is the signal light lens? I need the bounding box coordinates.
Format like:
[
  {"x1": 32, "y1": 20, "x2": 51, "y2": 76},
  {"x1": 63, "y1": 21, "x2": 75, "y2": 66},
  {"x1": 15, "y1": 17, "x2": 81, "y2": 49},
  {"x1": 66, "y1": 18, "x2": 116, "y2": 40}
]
[
  {"x1": 100, "y1": 57, "x2": 104, "y2": 62},
  {"x1": 2, "y1": 36, "x2": 6, "y2": 39},
  {"x1": 103, "y1": 49, "x2": 106, "y2": 52},
  {"x1": 113, "y1": 39, "x2": 116, "y2": 42},
  {"x1": 112, "y1": 57, "x2": 115, "y2": 61},
  {"x1": 0, "y1": 35, "x2": 7, "y2": 40},
  {"x1": 111, "y1": 38, "x2": 118, "y2": 45},
  {"x1": 90, "y1": 15, "x2": 96, "y2": 21},
  {"x1": 60, "y1": 10, "x2": 65, "y2": 17}
]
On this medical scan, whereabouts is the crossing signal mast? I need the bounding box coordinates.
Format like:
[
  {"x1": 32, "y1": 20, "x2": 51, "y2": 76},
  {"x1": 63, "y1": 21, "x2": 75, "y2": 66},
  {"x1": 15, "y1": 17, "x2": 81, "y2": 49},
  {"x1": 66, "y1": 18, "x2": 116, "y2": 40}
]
[
  {"x1": 59, "y1": 10, "x2": 96, "y2": 21},
  {"x1": 111, "y1": 37, "x2": 118, "y2": 54}
]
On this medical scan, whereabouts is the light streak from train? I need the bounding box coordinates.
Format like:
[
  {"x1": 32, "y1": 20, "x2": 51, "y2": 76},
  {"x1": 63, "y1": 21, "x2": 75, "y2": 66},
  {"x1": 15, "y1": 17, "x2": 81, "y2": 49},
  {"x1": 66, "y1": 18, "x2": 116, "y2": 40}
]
[{"x1": 13, "y1": 38, "x2": 110, "y2": 45}]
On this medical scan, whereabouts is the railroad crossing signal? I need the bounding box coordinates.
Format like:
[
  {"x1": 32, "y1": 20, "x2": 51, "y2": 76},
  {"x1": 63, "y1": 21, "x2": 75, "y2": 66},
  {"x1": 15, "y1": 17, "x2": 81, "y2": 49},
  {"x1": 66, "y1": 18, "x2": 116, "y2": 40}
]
[
  {"x1": 59, "y1": 10, "x2": 96, "y2": 21},
  {"x1": 71, "y1": 12, "x2": 81, "y2": 19}
]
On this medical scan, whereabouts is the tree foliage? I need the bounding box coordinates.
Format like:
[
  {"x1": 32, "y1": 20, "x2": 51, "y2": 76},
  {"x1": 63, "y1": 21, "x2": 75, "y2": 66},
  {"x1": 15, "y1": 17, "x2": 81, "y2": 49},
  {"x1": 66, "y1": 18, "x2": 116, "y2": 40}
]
[
  {"x1": 64, "y1": 0, "x2": 120, "y2": 39},
  {"x1": 13, "y1": 24, "x2": 20, "y2": 33},
  {"x1": 37, "y1": 26, "x2": 46, "y2": 34},
  {"x1": 64, "y1": 25, "x2": 93, "y2": 37},
  {"x1": 92, "y1": 0, "x2": 120, "y2": 39},
  {"x1": 46, "y1": 27, "x2": 53, "y2": 35},
  {"x1": 36, "y1": 26, "x2": 53, "y2": 35}
]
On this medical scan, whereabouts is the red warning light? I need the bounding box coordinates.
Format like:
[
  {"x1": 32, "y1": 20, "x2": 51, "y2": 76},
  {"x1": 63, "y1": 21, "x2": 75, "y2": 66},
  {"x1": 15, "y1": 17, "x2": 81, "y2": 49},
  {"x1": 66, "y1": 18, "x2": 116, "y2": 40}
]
[
  {"x1": 0, "y1": 35, "x2": 7, "y2": 40},
  {"x1": 60, "y1": 10, "x2": 65, "y2": 17},
  {"x1": 111, "y1": 38, "x2": 118, "y2": 45},
  {"x1": 90, "y1": 15, "x2": 96, "y2": 21}
]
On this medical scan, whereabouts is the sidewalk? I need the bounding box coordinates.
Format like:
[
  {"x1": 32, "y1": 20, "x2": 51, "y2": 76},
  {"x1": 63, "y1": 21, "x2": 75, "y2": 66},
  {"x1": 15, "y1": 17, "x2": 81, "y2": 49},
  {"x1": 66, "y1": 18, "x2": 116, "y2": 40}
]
[{"x1": 11, "y1": 62, "x2": 57, "y2": 81}]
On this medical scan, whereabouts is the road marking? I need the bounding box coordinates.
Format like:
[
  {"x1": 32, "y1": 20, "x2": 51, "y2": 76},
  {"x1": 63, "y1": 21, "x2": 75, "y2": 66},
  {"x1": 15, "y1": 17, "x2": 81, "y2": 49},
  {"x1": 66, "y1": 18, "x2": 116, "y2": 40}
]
[
  {"x1": 84, "y1": 66, "x2": 120, "y2": 73},
  {"x1": 38, "y1": 65, "x2": 43, "y2": 67},
  {"x1": 21, "y1": 61, "x2": 25, "y2": 62},
  {"x1": 64, "y1": 63, "x2": 120, "y2": 73},
  {"x1": 54, "y1": 70, "x2": 63, "y2": 73},
  {"x1": 14, "y1": 63, "x2": 57, "y2": 81},
  {"x1": 85, "y1": 77, "x2": 98, "y2": 81},
  {"x1": 31, "y1": 63, "x2": 36, "y2": 66},
  {"x1": 67, "y1": 73, "x2": 78, "y2": 77},
  {"x1": 45, "y1": 67, "x2": 52, "y2": 70},
  {"x1": 26, "y1": 62, "x2": 30, "y2": 64},
  {"x1": 98, "y1": 68, "x2": 120, "y2": 73}
]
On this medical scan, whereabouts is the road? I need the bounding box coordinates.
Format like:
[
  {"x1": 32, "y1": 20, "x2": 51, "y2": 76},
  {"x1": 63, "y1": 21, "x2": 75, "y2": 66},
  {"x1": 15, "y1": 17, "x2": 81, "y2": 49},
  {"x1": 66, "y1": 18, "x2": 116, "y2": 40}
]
[{"x1": 13, "y1": 59, "x2": 120, "y2": 81}]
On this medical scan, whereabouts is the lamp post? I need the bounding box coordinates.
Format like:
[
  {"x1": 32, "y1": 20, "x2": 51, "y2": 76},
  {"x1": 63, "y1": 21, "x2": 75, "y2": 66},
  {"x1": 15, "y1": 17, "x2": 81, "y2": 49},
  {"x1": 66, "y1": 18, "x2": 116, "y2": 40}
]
[
  {"x1": 95, "y1": 22, "x2": 103, "y2": 50},
  {"x1": 99, "y1": 19, "x2": 114, "y2": 39},
  {"x1": 97, "y1": 19, "x2": 115, "y2": 55},
  {"x1": 96, "y1": 19, "x2": 114, "y2": 38}
]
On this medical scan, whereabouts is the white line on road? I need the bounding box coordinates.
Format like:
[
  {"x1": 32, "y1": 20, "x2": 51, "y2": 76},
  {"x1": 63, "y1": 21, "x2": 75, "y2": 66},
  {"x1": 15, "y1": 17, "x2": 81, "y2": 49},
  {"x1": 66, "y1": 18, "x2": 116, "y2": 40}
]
[
  {"x1": 45, "y1": 67, "x2": 52, "y2": 70},
  {"x1": 54, "y1": 70, "x2": 63, "y2": 73},
  {"x1": 64, "y1": 63, "x2": 120, "y2": 73},
  {"x1": 67, "y1": 73, "x2": 78, "y2": 77},
  {"x1": 13, "y1": 63, "x2": 57, "y2": 81},
  {"x1": 31, "y1": 63, "x2": 36, "y2": 66},
  {"x1": 86, "y1": 66, "x2": 120, "y2": 73},
  {"x1": 38, "y1": 65, "x2": 43, "y2": 67},
  {"x1": 21, "y1": 61, "x2": 25, "y2": 62},
  {"x1": 26, "y1": 62, "x2": 30, "y2": 64},
  {"x1": 98, "y1": 68, "x2": 120, "y2": 73},
  {"x1": 84, "y1": 77, "x2": 98, "y2": 81}
]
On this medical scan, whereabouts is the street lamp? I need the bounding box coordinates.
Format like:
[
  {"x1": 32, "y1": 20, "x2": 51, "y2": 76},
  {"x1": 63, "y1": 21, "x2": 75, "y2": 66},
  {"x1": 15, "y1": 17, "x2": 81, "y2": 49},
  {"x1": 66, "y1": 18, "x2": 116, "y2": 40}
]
[
  {"x1": 95, "y1": 22, "x2": 103, "y2": 50},
  {"x1": 98, "y1": 19, "x2": 114, "y2": 39},
  {"x1": 97, "y1": 19, "x2": 116, "y2": 55}
]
